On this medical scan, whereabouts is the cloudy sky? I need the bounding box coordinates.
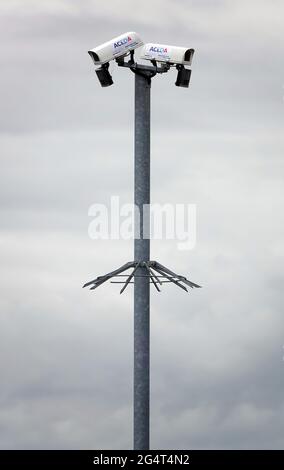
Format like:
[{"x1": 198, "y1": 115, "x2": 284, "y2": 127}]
[{"x1": 0, "y1": 0, "x2": 284, "y2": 450}]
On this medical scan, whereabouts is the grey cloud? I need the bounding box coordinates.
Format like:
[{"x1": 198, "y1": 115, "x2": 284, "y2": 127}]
[{"x1": 0, "y1": 0, "x2": 283, "y2": 134}]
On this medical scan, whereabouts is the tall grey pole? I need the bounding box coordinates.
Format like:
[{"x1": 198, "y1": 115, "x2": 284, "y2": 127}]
[
  {"x1": 85, "y1": 47, "x2": 200, "y2": 451},
  {"x1": 134, "y1": 72, "x2": 151, "y2": 450}
]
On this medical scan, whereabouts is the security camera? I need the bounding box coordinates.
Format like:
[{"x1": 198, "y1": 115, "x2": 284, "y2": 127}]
[
  {"x1": 88, "y1": 32, "x2": 144, "y2": 66},
  {"x1": 140, "y1": 43, "x2": 194, "y2": 66}
]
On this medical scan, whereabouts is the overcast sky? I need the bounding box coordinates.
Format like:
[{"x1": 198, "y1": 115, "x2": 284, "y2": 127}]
[{"x1": 0, "y1": 0, "x2": 284, "y2": 450}]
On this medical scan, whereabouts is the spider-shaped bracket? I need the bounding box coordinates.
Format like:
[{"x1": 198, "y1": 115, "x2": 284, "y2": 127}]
[{"x1": 83, "y1": 260, "x2": 201, "y2": 294}]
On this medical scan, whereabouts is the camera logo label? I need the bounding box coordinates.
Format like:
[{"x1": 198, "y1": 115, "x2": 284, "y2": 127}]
[
  {"x1": 149, "y1": 46, "x2": 168, "y2": 54},
  {"x1": 114, "y1": 36, "x2": 132, "y2": 49}
]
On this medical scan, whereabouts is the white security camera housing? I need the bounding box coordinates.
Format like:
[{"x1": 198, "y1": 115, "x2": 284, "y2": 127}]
[
  {"x1": 140, "y1": 43, "x2": 194, "y2": 66},
  {"x1": 88, "y1": 32, "x2": 144, "y2": 66}
]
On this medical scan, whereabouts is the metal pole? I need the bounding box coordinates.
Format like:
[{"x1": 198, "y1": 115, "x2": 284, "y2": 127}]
[{"x1": 134, "y1": 72, "x2": 151, "y2": 450}]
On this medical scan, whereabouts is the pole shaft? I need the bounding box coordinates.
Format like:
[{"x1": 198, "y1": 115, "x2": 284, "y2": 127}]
[{"x1": 134, "y1": 73, "x2": 151, "y2": 450}]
